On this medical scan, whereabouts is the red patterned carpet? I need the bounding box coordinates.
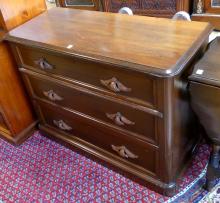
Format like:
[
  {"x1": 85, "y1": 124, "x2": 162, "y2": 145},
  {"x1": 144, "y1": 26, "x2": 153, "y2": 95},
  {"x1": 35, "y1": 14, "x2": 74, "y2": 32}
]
[{"x1": 0, "y1": 131, "x2": 211, "y2": 202}]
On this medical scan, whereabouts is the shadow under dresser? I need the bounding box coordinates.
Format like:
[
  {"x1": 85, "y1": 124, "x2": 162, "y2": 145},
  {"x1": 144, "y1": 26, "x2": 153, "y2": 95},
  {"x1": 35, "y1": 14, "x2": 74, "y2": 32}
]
[{"x1": 5, "y1": 7, "x2": 212, "y2": 195}]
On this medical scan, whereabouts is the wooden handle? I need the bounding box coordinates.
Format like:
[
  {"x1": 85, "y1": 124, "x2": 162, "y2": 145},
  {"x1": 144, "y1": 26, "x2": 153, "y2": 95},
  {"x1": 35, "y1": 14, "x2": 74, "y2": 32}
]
[
  {"x1": 111, "y1": 145, "x2": 138, "y2": 159},
  {"x1": 35, "y1": 58, "x2": 54, "y2": 70},
  {"x1": 106, "y1": 112, "x2": 135, "y2": 126},
  {"x1": 100, "y1": 77, "x2": 131, "y2": 93},
  {"x1": 53, "y1": 120, "x2": 72, "y2": 131},
  {"x1": 43, "y1": 90, "x2": 63, "y2": 101}
]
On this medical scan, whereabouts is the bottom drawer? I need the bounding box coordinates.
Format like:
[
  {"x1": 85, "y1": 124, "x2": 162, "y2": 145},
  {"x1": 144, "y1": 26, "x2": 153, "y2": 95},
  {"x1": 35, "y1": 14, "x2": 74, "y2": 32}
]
[{"x1": 35, "y1": 100, "x2": 159, "y2": 175}]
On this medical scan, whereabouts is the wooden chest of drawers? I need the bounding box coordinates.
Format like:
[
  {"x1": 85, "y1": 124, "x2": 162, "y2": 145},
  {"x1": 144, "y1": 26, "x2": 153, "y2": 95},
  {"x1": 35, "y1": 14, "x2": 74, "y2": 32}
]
[{"x1": 6, "y1": 8, "x2": 212, "y2": 195}]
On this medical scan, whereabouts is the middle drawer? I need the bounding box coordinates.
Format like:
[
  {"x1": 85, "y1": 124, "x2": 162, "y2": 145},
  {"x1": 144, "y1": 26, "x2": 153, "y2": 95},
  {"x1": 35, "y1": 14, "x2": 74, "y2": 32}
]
[{"x1": 23, "y1": 71, "x2": 161, "y2": 144}]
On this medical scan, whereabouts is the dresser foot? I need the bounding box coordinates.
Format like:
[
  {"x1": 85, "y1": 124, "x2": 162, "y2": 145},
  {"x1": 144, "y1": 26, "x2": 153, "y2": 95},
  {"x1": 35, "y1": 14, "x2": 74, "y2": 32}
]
[
  {"x1": 206, "y1": 144, "x2": 220, "y2": 191},
  {"x1": 163, "y1": 182, "x2": 177, "y2": 197}
]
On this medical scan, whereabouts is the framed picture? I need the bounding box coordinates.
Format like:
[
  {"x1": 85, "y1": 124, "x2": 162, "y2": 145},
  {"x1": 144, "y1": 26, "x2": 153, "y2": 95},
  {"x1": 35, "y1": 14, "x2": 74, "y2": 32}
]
[
  {"x1": 204, "y1": 0, "x2": 220, "y2": 13},
  {"x1": 211, "y1": 0, "x2": 220, "y2": 7},
  {"x1": 56, "y1": 0, "x2": 100, "y2": 10}
]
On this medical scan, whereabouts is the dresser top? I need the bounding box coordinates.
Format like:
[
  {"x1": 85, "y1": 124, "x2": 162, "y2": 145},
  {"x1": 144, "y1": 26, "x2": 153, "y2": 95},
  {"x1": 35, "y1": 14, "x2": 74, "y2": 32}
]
[
  {"x1": 6, "y1": 8, "x2": 212, "y2": 77},
  {"x1": 189, "y1": 37, "x2": 220, "y2": 87}
]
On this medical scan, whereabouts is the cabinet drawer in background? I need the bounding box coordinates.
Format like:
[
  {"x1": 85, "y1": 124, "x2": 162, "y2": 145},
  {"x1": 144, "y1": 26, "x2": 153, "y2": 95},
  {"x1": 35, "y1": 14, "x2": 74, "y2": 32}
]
[
  {"x1": 23, "y1": 72, "x2": 161, "y2": 144},
  {"x1": 35, "y1": 100, "x2": 159, "y2": 175},
  {"x1": 15, "y1": 44, "x2": 157, "y2": 108}
]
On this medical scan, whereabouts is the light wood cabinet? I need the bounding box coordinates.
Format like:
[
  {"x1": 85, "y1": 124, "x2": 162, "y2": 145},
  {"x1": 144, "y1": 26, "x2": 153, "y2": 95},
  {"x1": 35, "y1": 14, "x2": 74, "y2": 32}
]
[{"x1": 0, "y1": 0, "x2": 47, "y2": 144}]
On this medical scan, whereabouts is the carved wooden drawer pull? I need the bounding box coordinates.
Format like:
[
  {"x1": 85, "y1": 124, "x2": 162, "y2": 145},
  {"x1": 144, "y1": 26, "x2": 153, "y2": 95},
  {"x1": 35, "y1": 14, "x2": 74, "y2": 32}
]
[
  {"x1": 35, "y1": 58, "x2": 54, "y2": 70},
  {"x1": 100, "y1": 77, "x2": 131, "y2": 93},
  {"x1": 53, "y1": 120, "x2": 72, "y2": 131},
  {"x1": 111, "y1": 145, "x2": 138, "y2": 159},
  {"x1": 106, "y1": 112, "x2": 135, "y2": 126},
  {"x1": 43, "y1": 90, "x2": 63, "y2": 101}
]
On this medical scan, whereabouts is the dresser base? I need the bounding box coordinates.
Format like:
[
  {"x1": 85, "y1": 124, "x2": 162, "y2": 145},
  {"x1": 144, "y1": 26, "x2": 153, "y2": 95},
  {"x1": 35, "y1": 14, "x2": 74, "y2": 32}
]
[
  {"x1": 0, "y1": 120, "x2": 38, "y2": 145},
  {"x1": 39, "y1": 124, "x2": 178, "y2": 196}
]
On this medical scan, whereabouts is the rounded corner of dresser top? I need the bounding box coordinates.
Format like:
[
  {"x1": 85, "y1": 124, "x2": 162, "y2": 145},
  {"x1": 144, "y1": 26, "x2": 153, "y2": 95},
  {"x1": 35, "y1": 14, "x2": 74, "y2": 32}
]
[{"x1": 157, "y1": 66, "x2": 180, "y2": 77}]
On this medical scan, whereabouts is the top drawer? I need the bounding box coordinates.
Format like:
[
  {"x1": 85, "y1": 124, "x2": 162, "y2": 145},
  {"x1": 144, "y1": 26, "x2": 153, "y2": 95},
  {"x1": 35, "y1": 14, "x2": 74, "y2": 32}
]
[{"x1": 15, "y1": 44, "x2": 156, "y2": 108}]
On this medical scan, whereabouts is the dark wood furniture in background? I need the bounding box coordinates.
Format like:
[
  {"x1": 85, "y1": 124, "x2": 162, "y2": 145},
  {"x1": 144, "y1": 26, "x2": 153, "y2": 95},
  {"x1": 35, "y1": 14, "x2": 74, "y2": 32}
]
[
  {"x1": 56, "y1": 0, "x2": 191, "y2": 17},
  {"x1": 192, "y1": 0, "x2": 220, "y2": 30},
  {"x1": 55, "y1": 0, "x2": 100, "y2": 10},
  {"x1": 102, "y1": 0, "x2": 191, "y2": 17},
  {"x1": 0, "y1": 0, "x2": 46, "y2": 144},
  {"x1": 6, "y1": 8, "x2": 212, "y2": 195},
  {"x1": 189, "y1": 37, "x2": 220, "y2": 191}
]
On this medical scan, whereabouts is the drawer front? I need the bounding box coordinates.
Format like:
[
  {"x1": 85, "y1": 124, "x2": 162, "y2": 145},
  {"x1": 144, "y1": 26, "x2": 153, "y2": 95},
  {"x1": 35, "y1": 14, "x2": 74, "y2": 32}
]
[
  {"x1": 35, "y1": 100, "x2": 158, "y2": 174},
  {"x1": 24, "y1": 73, "x2": 159, "y2": 143},
  {"x1": 16, "y1": 44, "x2": 156, "y2": 108}
]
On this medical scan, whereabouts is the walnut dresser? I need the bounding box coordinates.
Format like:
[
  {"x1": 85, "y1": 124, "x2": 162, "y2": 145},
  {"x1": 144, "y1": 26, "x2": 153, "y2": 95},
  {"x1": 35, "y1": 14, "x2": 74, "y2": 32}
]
[{"x1": 5, "y1": 8, "x2": 212, "y2": 195}]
